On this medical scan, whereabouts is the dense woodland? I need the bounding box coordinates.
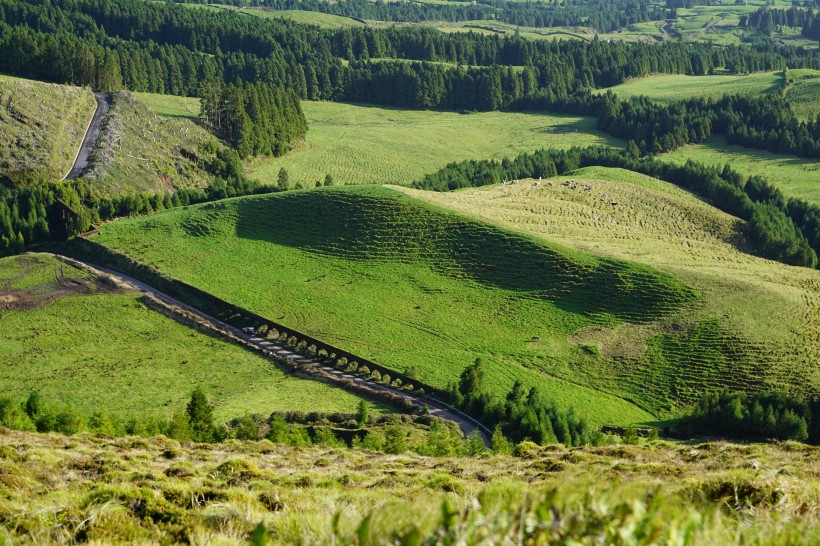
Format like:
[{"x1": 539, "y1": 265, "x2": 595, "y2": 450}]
[
  {"x1": 678, "y1": 390, "x2": 820, "y2": 444},
  {"x1": 200, "y1": 0, "x2": 667, "y2": 33},
  {"x1": 742, "y1": 6, "x2": 820, "y2": 41},
  {"x1": 200, "y1": 81, "x2": 307, "y2": 159},
  {"x1": 1, "y1": 0, "x2": 818, "y2": 161},
  {"x1": 414, "y1": 146, "x2": 820, "y2": 268}
]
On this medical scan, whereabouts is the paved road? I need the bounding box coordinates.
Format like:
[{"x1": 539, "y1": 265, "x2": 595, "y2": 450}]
[
  {"x1": 50, "y1": 254, "x2": 492, "y2": 445},
  {"x1": 64, "y1": 92, "x2": 111, "y2": 180}
]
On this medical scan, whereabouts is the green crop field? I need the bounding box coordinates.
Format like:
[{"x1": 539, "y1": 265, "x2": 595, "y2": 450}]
[
  {"x1": 785, "y1": 71, "x2": 820, "y2": 120},
  {"x1": 87, "y1": 91, "x2": 216, "y2": 195},
  {"x1": 248, "y1": 101, "x2": 622, "y2": 186},
  {"x1": 0, "y1": 253, "x2": 377, "y2": 421},
  {"x1": 661, "y1": 136, "x2": 820, "y2": 205},
  {"x1": 0, "y1": 74, "x2": 96, "y2": 182},
  {"x1": 599, "y1": 71, "x2": 786, "y2": 103},
  {"x1": 92, "y1": 186, "x2": 684, "y2": 426}
]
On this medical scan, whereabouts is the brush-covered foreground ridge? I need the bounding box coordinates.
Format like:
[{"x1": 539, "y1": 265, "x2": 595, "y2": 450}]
[
  {"x1": 0, "y1": 428, "x2": 818, "y2": 544},
  {"x1": 93, "y1": 178, "x2": 820, "y2": 423}
]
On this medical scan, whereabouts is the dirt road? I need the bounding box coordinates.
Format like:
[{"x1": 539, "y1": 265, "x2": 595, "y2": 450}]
[
  {"x1": 64, "y1": 92, "x2": 111, "y2": 180},
  {"x1": 50, "y1": 254, "x2": 492, "y2": 445}
]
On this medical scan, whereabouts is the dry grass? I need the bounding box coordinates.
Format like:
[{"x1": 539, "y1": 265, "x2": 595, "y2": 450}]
[{"x1": 0, "y1": 428, "x2": 818, "y2": 544}]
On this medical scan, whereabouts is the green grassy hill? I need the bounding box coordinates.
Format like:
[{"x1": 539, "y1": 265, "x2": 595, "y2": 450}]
[
  {"x1": 1, "y1": 429, "x2": 818, "y2": 544},
  {"x1": 0, "y1": 74, "x2": 96, "y2": 182},
  {"x1": 405, "y1": 167, "x2": 820, "y2": 411},
  {"x1": 89, "y1": 182, "x2": 814, "y2": 422},
  {"x1": 247, "y1": 101, "x2": 622, "y2": 186},
  {"x1": 0, "y1": 253, "x2": 377, "y2": 421}
]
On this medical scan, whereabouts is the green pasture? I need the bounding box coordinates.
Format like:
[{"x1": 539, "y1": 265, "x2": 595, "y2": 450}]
[
  {"x1": 248, "y1": 101, "x2": 622, "y2": 186},
  {"x1": 0, "y1": 253, "x2": 378, "y2": 421}
]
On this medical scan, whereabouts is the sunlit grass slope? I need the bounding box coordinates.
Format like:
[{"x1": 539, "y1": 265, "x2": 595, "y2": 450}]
[
  {"x1": 247, "y1": 101, "x2": 623, "y2": 186},
  {"x1": 0, "y1": 254, "x2": 376, "y2": 420},
  {"x1": 403, "y1": 166, "x2": 820, "y2": 412},
  {"x1": 660, "y1": 136, "x2": 820, "y2": 205},
  {"x1": 93, "y1": 185, "x2": 738, "y2": 423},
  {"x1": 598, "y1": 71, "x2": 787, "y2": 103},
  {"x1": 0, "y1": 74, "x2": 96, "y2": 182}
]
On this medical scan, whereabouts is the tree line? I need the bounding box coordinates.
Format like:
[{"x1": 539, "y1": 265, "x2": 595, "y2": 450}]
[
  {"x1": 741, "y1": 6, "x2": 820, "y2": 41},
  {"x1": 200, "y1": 80, "x2": 307, "y2": 159},
  {"x1": 196, "y1": 0, "x2": 666, "y2": 34},
  {"x1": 448, "y1": 359, "x2": 600, "y2": 447},
  {"x1": 414, "y1": 146, "x2": 820, "y2": 268},
  {"x1": 678, "y1": 390, "x2": 820, "y2": 444},
  {"x1": 0, "y1": 147, "x2": 265, "y2": 258},
  {"x1": 1, "y1": 0, "x2": 818, "y2": 161},
  {"x1": 0, "y1": 389, "x2": 493, "y2": 455}
]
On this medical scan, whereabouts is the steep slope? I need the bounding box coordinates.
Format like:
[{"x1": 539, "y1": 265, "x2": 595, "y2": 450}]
[
  {"x1": 86, "y1": 91, "x2": 215, "y2": 194},
  {"x1": 0, "y1": 75, "x2": 96, "y2": 182}
]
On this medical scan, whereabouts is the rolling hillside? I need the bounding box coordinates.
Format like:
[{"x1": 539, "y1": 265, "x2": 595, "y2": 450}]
[
  {"x1": 88, "y1": 181, "x2": 818, "y2": 422},
  {"x1": 0, "y1": 75, "x2": 96, "y2": 182},
  {"x1": 86, "y1": 91, "x2": 216, "y2": 194},
  {"x1": 404, "y1": 167, "x2": 820, "y2": 411},
  {"x1": 0, "y1": 253, "x2": 377, "y2": 421}
]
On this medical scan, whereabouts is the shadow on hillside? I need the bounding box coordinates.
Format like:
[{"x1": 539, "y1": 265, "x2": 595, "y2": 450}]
[{"x1": 233, "y1": 189, "x2": 694, "y2": 323}]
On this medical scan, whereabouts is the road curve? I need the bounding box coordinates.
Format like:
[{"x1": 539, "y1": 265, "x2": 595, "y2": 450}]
[
  {"x1": 64, "y1": 92, "x2": 111, "y2": 181},
  {"x1": 48, "y1": 254, "x2": 492, "y2": 445}
]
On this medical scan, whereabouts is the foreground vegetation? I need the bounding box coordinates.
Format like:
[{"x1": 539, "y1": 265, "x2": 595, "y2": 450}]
[
  {"x1": 0, "y1": 253, "x2": 375, "y2": 421},
  {"x1": 1, "y1": 428, "x2": 819, "y2": 544}
]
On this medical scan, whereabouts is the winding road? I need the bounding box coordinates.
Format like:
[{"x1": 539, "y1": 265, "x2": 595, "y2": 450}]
[
  {"x1": 50, "y1": 254, "x2": 492, "y2": 445},
  {"x1": 64, "y1": 92, "x2": 111, "y2": 181}
]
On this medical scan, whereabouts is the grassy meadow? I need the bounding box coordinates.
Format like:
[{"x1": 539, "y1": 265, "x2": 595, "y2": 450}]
[
  {"x1": 247, "y1": 101, "x2": 622, "y2": 186},
  {"x1": 661, "y1": 136, "x2": 820, "y2": 205},
  {"x1": 2, "y1": 429, "x2": 819, "y2": 544},
  {"x1": 0, "y1": 74, "x2": 96, "y2": 182},
  {"x1": 599, "y1": 71, "x2": 786, "y2": 102},
  {"x1": 0, "y1": 253, "x2": 378, "y2": 421}
]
